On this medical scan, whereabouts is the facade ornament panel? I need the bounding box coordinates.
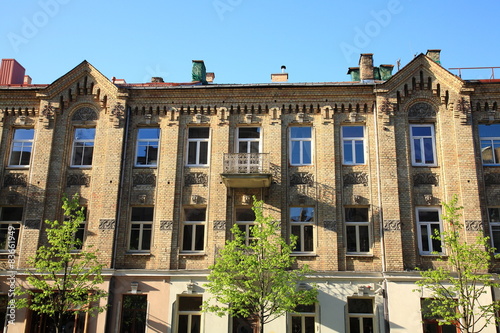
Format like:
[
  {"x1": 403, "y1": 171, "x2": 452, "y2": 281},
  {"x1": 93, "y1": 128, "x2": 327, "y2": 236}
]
[
  {"x1": 290, "y1": 172, "x2": 314, "y2": 187},
  {"x1": 465, "y1": 220, "x2": 483, "y2": 231},
  {"x1": 383, "y1": 220, "x2": 401, "y2": 231},
  {"x1": 423, "y1": 194, "x2": 434, "y2": 205},
  {"x1": 484, "y1": 173, "x2": 500, "y2": 185},
  {"x1": 413, "y1": 173, "x2": 439, "y2": 186},
  {"x1": 321, "y1": 105, "x2": 333, "y2": 124},
  {"x1": 408, "y1": 102, "x2": 436, "y2": 119},
  {"x1": 379, "y1": 98, "x2": 394, "y2": 118},
  {"x1": 133, "y1": 173, "x2": 156, "y2": 186},
  {"x1": 111, "y1": 102, "x2": 126, "y2": 126},
  {"x1": 7, "y1": 191, "x2": 19, "y2": 204},
  {"x1": 25, "y1": 219, "x2": 41, "y2": 230},
  {"x1": 66, "y1": 174, "x2": 91, "y2": 187},
  {"x1": 3, "y1": 173, "x2": 27, "y2": 187},
  {"x1": 185, "y1": 172, "x2": 208, "y2": 186},
  {"x1": 323, "y1": 220, "x2": 336, "y2": 232},
  {"x1": 72, "y1": 107, "x2": 98, "y2": 121},
  {"x1": 213, "y1": 220, "x2": 226, "y2": 230},
  {"x1": 99, "y1": 219, "x2": 116, "y2": 230},
  {"x1": 343, "y1": 172, "x2": 368, "y2": 186},
  {"x1": 41, "y1": 102, "x2": 55, "y2": 120},
  {"x1": 160, "y1": 220, "x2": 173, "y2": 231}
]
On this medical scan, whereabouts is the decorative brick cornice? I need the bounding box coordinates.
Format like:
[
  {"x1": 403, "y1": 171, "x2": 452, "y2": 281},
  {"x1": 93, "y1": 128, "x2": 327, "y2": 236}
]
[
  {"x1": 3, "y1": 173, "x2": 27, "y2": 187},
  {"x1": 66, "y1": 174, "x2": 90, "y2": 187},
  {"x1": 133, "y1": 173, "x2": 156, "y2": 186},
  {"x1": 185, "y1": 172, "x2": 208, "y2": 186},
  {"x1": 413, "y1": 173, "x2": 439, "y2": 186},
  {"x1": 290, "y1": 172, "x2": 314, "y2": 187},
  {"x1": 99, "y1": 219, "x2": 115, "y2": 230},
  {"x1": 343, "y1": 172, "x2": 368, "y2": 186},
  {"x1": 213, "y1": 220, "x2": 226, "y2": 230},
  {"x1": 383, "y1": 220, "x2": 401, "y2": 231},
  {"x1": 160, "y1": 220, "x2": 173, "y2": 231},
  {"x1": 465, "y1": 220, "x2": 483, "y2": 231}
]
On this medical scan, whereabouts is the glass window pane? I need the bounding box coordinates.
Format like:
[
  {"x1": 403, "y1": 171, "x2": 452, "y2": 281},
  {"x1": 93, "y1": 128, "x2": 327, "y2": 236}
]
[
  {"x1": 249, "y1": 141, "x2": 259, "y2": 153},
  {"x1": 178, "y1": 315, "x2": 188, "y2": 333},
  {"x1": 292, "y1": 225, "x2": 301, "y2": 251},
  {"x1": 304, "y1": 225, "x2": 314, "y2": 252},
  {"x1": 291, "y1": 127, "x2": 311, "y2": 138},
  {"x1": 291, "y1": 141, "x2": 301, "y2": 165},
  {"x1": 304, "y1": 316, "x2": 315, "y2": 333},
  {"x1": 344, "y1": 141, "x2": 353, "y2": 164},
  {"x1": 343, "y1": 126, "x2": 363, "y2": 138},
  {"x1": 185, "y1": 209, "x2": 206, "y2": 221},
  {"x1": 183, "y1": 225, "x2": 193, "y2": 251},
  {"x1": 354, "y1": 141, "x2": 364, "y2": 164},
  {"x1": 489, "y1": 208, "x2": 500, "y2": 222},
  {"x1": 142, "y1": 226, "x2": 152, "y2": 251},
  {"x1": 238, "y1": 142, "x2": 248, "y2": 153},
  {"x1": 302, "y1": 141, "x2": 312, "y2": 164},
  {"x1": 420, "y1": 225, "x2": 429, "y2": 252},
  {"x1": 291, "y1": 316, "x2": 302, "y2": 333},
  {"x1": 481, "y1": 141, "x2": 494, "y2": 164},
  {"x1": 349, "y1": 317, "x2": 361, "y2": 333},
  {"x1": 194, "y1": 225, "x2": 204, "y2": 251},
  {"x1": 75, "y1": 128, "x2": 95, "y2": 140},
  {"x1": 359, "y1": 226, "x2": 369, "y2": 252},
  {"x1": 13, "y1": 129, "x2": 34, "y2": 140},
  {"x1": 199, "y1": 141, "x2": 208, "y2": 165},
  {"x1": 345, "y1": 208, "x2": 368, "y2": 222},
  {"x1": 129, "y1": 227, "x2": 140, "y2": 250},
  {"x1": 412, "y1": 126, "x2": 432, "y2": 136},
  {"x1": 295, "y1": 304, "x2": 315, "y2": 313},
  {"x1": 179, "y1": 297, "x2": 202, "y2": 311},
  {"x1": 290, "y1": 207, "x2": 314, "y2": 222},
  {"x1": 348, "y1": 298, "x2": 373, "y2": 314},
  {"x1": 138, "y1": 128, "x2": 160, "y2": 139},
  {"x1": 418, "y1": 210, "x2": 439, "y2": 222},
  {"x1": 190, "y1": 315, "x2": 201, "y2": 333},
  {"x1": 413, "y1": 139, "x2": 422, "y2": 163},
  {"x1": 82, "y1": 146, "x2": 94, "y2": 165},
  {"x1": 132, "y1": 207, "x2": 153, "y2": 221},
  {"x1": 491, "y1": 226, "x2": 500, "y2": 251},
  {"x1": 431, "y1": 224, "x2": 442, "y2": 252},
  {"x1": 2, "y1": 207, "x2": 23, "y2": 221},
  {"x1": 346, "y1": 226, "x2": 357, "y2": 252},
  {"x1": 238, "y1": 127, "x2": 260, "y2": 139},
  {"x1": 362, "y1": 317, "x2": 373, "y2": 332},
  {"x1": 187, "y1": 142, "x2": 197, "y2": 164},
  {"x1": 423, "y1": 138, "x2": 434, "y2": 163},
  {"x1": 188, "y1": 127, "x2": 209, "y2": 139},
  {"x1": 236, "y1": 208, "x2": 255, "y2": 221},
  {"x1": 479, "y1": 124, "x2": 500, "y2": 137}
]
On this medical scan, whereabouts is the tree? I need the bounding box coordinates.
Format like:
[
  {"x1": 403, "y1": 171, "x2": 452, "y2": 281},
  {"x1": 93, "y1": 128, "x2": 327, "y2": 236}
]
[
  {"x1": 415, "y1": 195, "x2": 500, "y2": 333},
  {"x1": 203, "y1": 198, "x2": 317, "y2": 333},
  {"x1": 16, "y1": 194, "x2": 107, "y2": 333}
]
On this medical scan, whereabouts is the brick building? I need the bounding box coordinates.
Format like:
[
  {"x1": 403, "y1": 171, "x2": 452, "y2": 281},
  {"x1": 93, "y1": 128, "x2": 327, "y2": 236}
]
[{"x1": 0, "y1": 50, "x2": 499, "y2": 332}]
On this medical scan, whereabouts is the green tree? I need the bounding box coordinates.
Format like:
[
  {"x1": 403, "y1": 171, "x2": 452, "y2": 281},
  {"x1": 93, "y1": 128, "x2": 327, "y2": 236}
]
[
  {"x1": 16, "y1": 194, "x2": 107, "y2": 333},
  {"x1": 203, "y1": 198, "x2": 317, "y2": 333},
  {"x1": 415, "y1": 195, "x2": 500, "y2": 333}
]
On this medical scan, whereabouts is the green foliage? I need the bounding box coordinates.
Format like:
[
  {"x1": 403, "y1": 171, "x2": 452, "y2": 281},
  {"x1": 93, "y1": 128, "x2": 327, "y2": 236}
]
[
  {"x1": 16, "y1": 194, "x2": 107, "y2": 332},
  {"x1": 203, "y1": 198, "x2": 317, "y2": 332},
  {"x1": 415, "y1": 195, "x2": 500, "y2": 333}
]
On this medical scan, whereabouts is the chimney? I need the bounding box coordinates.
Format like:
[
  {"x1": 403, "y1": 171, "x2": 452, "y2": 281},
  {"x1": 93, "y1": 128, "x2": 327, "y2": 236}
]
[
  {"x1": 347, "y1": 67, "x2": 360, "y2": 81},
  {"x1": 192, "y1": 60, "x2": 207, "y2": 84},
  {"x1": 206, "y1": 72, "x2": 215, "y2": 83},
  {"x1": 359, "y1": 54, "x2": 374, "y2": 81},
  {"x1": 151, "y1": 77, "x2": 164, "y2": 83},
  {"x1": 0, "y1": 59, "x2": 26, "y2": 85},
  {"x1": 426, "y1": 49, "x2": 441, "y2": 64},
  {"x1": 271, "y1": 65, "x2": 288, "y2": 82},
  {"x1": 23, "y1": 75, "x2": 32, "y2": 85},
  {"x1": 379, "y1": 64, "x2": 394, "y2": 80}
]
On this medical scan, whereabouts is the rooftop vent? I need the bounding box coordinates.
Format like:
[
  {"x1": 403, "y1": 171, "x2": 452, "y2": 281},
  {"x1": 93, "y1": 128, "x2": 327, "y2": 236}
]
[{"x1": 271, "y1": 65, "x2": 288, "y2": 82}]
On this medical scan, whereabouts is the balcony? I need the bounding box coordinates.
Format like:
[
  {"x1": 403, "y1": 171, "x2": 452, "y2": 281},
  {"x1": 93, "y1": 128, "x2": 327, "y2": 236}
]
[{"x1": 221, "y1": 153, "x2": 272, "y2": 188}]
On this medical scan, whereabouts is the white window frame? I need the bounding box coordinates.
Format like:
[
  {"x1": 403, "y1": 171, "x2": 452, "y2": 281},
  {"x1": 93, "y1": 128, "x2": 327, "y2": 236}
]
[
  {"x1": 0, "y1": 207, "x2": 22, "y2": 252},
  {"x1": 176, "y1": 295, "x2": 203, "y2": 333},
  {"x1": 288, "y1": 304, "x2": 317, "y2": 333},
  {"x1": 289, "y1": 127, "x2": 313, "y2": 166},
  {"x1": 410, "y1": 124, "x2": 437, "y2": 166},
  {"x1": 186, "y1": 127, "x2": 210, "y2": 166},
  {"x1": 488, "y1": 207, "x2": 500, "y2": 253},
  {"x1": 8, "y1": 128, "x2": 34, "y2": 167},
  {"x1": 182, "y1": 208, "x2": 206, "y2": 252},
  {"x1": 342, "y1": 125, "x2": 366, "y2": 165},
  {"x1": 128, "y1": 207, "x2": 153, "y2": 252},
  {"x1": 71, "y1": 127, "x2": 95, "y2": 167},
  {"x1": 290, "y1": 207, "x2": 315, "y2": 253},
  {"x1": 135, "y1": 128, "x2": 160, "y2": 167},
  {"x1": 347, "y1": 298, "x2": 376, "y2": 333},
  {"x1": 416, "y1": 207, "x2": 443, "y2": 255},
  {"x1": 345, "y1": 207, "x2": 371, "y2": 255},
  {"x1": 479, "y1": 124, "x2": 500, "y2": 165}
]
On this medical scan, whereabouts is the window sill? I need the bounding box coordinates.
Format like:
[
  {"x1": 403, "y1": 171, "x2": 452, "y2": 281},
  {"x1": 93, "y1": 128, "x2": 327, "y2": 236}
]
[
  {"x1": 5, "y1": 166, "x2": 29, "y2": 170},
  {"x1": 411, "y1": 164, "x2": 438, "y2": 168},
  {"x1": 185, "y1": 165, "x2": 209, "y2": 168},
  {"x1": 179, "y1": 252, "x2": 206, "y2": 257},
  {"x1": 69, "y1": 166, "x2": 93, "y2": 169},
  {"x1": 346, "y1": 253, "x2": 373, "y2": 257},
  {"x1": 125, "y1": 252, "x2": 152, "y2": 256},
  {"x1": 134, "y1": 165, "x2": 157, "y2": 168},
  {"x1": 291, "y1": 253, "x2": 317, "y2": 257},
  {"x1": 419, "y1": 253, "x2": 445, "y2": 257}
]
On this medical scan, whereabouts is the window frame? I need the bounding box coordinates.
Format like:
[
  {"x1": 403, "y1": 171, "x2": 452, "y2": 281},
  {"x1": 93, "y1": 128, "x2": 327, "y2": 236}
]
[
  {"x1": 289, "y1": 126, "x2": 313, "y2": 166},
  {"x1": 0, "y1": 207, "x2": 22, "y2": 253},
  {"x1": 290, "y1": 207, "x2": 315, "y2": 254},
  {"x1": 175, "y1": 295, "x2": 203, "y2": 333},
  {"x1": 128, "y1": 207, "x2": 153, "y2": 252},
  {"x1": 186, "y1": 127, "x2": 210, "y2": 167},
  {"x1": 342, "y1": 125, "x2": 366, "y2": 165},
  {"x1": 345, "y1": 207, "x2": 371, "y2": 255},
  {"x1": 181, "y1": 208, "x2": 206, "y2": 253},
  {"x1": 416, "y1": 207, "x2": 443, "y2": 255},
  {"x1": 135, "y1": 127, "x2": 160, "y2": 167},
  {"x1": 479, "y1": 124, "x2": 500, "y2": 166},
  {"x1": 347, "y1": 297, "x2": 376, "y2": 333},
  {"x1": 70, "y1": 127, "x2": 96, "y2": 168},
  {"x1": 66, "y1": 207, "x2": 87, "y2": 251},
  {"x1": 120, "y1": 294, "x2": 148, "y2": 333},
  {"x1": 288, "y1": 303, "x2": 317, "y2": 333},
  {"x1": 488, "y1": 207, "x2": 500, "y2": 254},
  {"x1": 235, "y1": 207, "x2": 256, "y2": 246},
  {"x1": 8, "y1": 128, "x2": 34, "y2": 167},
  {"x1": 410, "y1": 124, "x2": 437, "y2": 166}
]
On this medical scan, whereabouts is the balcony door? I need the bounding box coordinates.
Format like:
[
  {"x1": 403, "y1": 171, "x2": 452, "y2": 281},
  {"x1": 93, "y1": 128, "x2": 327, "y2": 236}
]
[{"x1": 237, "y1": 127, "x2": 261, "y2": 173}]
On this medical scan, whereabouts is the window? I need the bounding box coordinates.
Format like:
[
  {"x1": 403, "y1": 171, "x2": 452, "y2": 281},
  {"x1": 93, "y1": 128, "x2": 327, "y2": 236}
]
[
  {"x1": 236, "y1": 208, "x2": 256, "y2": 246},
  {"x1": 416, "y1": 207, "x2": 442, "y2": 255},
  {"x1": 290, "y1": 127, "x2": 312, "y2": 165},
  {"x1": 129, "y1": 207, "x2": 153, "y2": 252},
  {"x1": 290, "y1": 304, "x2": 316, "y2": 333},
  {"x1": 345, "y1": 208, "x2": 370, "y2": 254},
  {"x1": 342, "y1": 126, "x2": 365, "y2": 165},
  {"x1": 421, "y1": 299, "x2": 459, "y2": 333},
  {"x1": 176, "y1": 296, "x2": 202, "y2": 333},
  {"x1": 479, "y1": 124, "x2": 500, "y2": 165},
  {"x1": 135, "y1": 128, "x2": 160, "y2": 167},
  {"x1": 187, "y1": 127, "x2": 209, "y2": 166},
  {"x1": 410, "y1": 124, "x2": 437, "y2": 166},
  {"x1": 0, "y1": 207, "x2": 22, "y2": 252},
  {"x1": 237, "y1": 127, "x2": 262, "y2": 173},
  {"x1": 8, "y1": 128, "x2": 34, "y2": 167},
  {"x1": 121, "y1": 294, "x2": 147, "y2": 333},
  {"x1": 71, "y1": 128, "x2": 95, "y2": 167},
  {"x1": 347, "y1": 298, "x2": 375, "y2": 333},
  {"x1": 488, "y1": 208, "x2": 500, "y2": 253},
  {"x1": 290, "y1": 207, "x2": 314, "y2": 253},
  {"x1": 182, "y1": 208, "x2": 205, "y2": 252},
  {"x1": 66, "y1": 207, "x2": 87, "y2": 251}
]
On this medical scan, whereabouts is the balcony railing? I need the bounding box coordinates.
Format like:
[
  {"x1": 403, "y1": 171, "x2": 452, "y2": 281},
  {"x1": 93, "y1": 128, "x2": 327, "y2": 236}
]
[{"x1": 223, "y1": 153, "x2": 270, "y2": 174}]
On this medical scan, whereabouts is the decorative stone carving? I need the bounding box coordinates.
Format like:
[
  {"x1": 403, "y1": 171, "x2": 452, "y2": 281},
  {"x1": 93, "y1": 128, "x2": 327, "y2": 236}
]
[
  {"x1": 413, "y1": 173, "x2": 439, "y2": 186},
  {"x1": 242, "y1": 194, "x2": 252, "y2": 205},
  {"x1": 66, "y1": 174, "x2": 90, "y2": 187},
  {"x1": 111, "y1": 102, "x2": 126, "y2": 123},
  {"x1": 72, "y1": 107, "x2": 98, "y2": 121},
  {"x1": 423, "y1": 194, "x2": 433, "y2": 205},
  {"x1": 484, "y1": 173, "x2": 500, "y2": 185},
  {"x1": 343, "y1": 172, "x2": 368, "y2": 186},
  {"x1": 324, "y1": 220, "x2": 336, "y2": 232},
  {"x1": 3, "y1": 173, "x2": 27, "y2": 187},
  {"x1": 465, "y1": 220, "x2": 483, "y2": 231},
  {"x1": 191, "y1": 195, "x2": 202, "y2": 204},
  {"x1": 383, "y1": 220, "x2": 401, "y2": 231},
  {"x1": 133, "y1": 173, "x2": 156, "y2": 186},
  {"x1": 354, "y1": 195, "x2": 363, "y2": 204},
  {"x1": 7, "y1": 192, "x2": 18, "y2": 204},
  {"x1": 160, "y1": 220, "x2": 173, "y2": 231},
  {"x1": 138, "y1": 194, "x2": 146, "y2": 203},
  {"x1": 455, "y1": 97, "x2": 471, "y2": 118},
  {"x1": 41, "y1": 102, "x2": 55, "y2": 120},
  {"x1": 185, "y1": 172, "x2": 208, "y2": 186},
  {"x1": 408, "y1": 102, "x2": 436, "y2": 119},
  {"x1": 24, "y1": 219, "x2": 40, "y2": 230},
  {"x1": 290, "y1": 172, "x2": 314, "y2": 187},
  {"x1": 99, "y1": 219, "x2": 115, "y2": 230},
  {"x1": 379, "y1": 98, "x2": 394, "y2": 117},
  {"x1": 25, "y1": 219, "x2": 41, "y2": 230},
  {"x1": 213, "y1": 220, "x2": 226, "y2": 230}
]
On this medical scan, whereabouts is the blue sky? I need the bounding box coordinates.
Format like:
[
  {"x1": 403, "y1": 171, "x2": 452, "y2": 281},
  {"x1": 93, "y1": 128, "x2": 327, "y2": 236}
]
[{"x1": 1, "y1": 0, "x2": 499, "y2": 84}]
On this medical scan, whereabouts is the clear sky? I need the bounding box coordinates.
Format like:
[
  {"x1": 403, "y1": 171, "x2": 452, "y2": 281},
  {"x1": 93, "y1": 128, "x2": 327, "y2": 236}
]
[{"x1": 1, "y1": 0, "x2": 499, "y2": 85}]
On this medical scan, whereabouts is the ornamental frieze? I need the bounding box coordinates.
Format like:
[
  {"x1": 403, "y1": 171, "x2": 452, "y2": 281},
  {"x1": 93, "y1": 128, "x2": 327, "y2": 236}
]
[
  {"x1": 465, "y1": 220, "x2": 483, "y2": 231},
  {"x1": 99, "y1": 219, "x2": 115, "y2": 230},
  {"x1": 408, "y1": 102, "x2": 436, "y2": 119},
  {"x1": 383, "y1": 220, "x2": 401, "y2": 231},
  {"x1": 3, "y1": 173, "x2": 27, "y2": 187},
  {"x1": 66, "y1": 174, "x2": 91, "y2": 187},
  {"x1": 133, "y1": 173, "x2": 156, "y2": 186},
  {"x1": 343, "y1": 172, "x2": 368, "y2": 186},
  {"x1": 72, "y1": 107, "x2": 98, "y2": 121},
  {"x1": 160, "y1": 220, "x2": 173, "y2": 231},
  {"x1": 290, "y1": 172, "x2": 314, "y2": 187},
  {"x1": 185, "y1": 172, "x2": 208, "y2": 186},
  {"x1": 413, "y1": 173, "x2": 439, "y2": 186}
]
